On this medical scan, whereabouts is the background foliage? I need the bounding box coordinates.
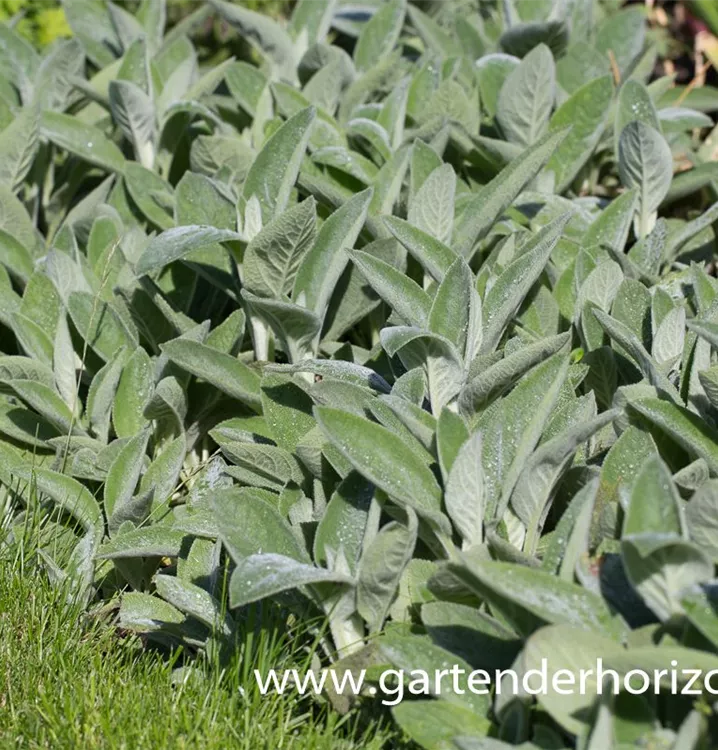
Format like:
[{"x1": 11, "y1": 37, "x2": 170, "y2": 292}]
[{"x1": 0, "y1": 0, "x2": 291, "y2": 49}]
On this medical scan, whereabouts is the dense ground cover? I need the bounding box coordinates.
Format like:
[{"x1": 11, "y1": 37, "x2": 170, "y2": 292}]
[{"x1": 2, "y1": 0, "x2": 718, "y2": 747}]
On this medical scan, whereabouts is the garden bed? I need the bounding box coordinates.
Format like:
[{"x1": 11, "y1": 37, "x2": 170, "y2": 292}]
[{"x1": 1, "y1": 0, "x2": 718, "y2": 747}]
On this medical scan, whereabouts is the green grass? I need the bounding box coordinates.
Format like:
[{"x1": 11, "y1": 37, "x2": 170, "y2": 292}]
[{"x1": 0, "y1": 557, "x2": 409, "y2": 750}]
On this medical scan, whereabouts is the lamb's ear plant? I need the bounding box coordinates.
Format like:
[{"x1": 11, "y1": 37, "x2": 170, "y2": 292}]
[{"x1": 1, "y1": 0, "x2": 718, "y2": 747}]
